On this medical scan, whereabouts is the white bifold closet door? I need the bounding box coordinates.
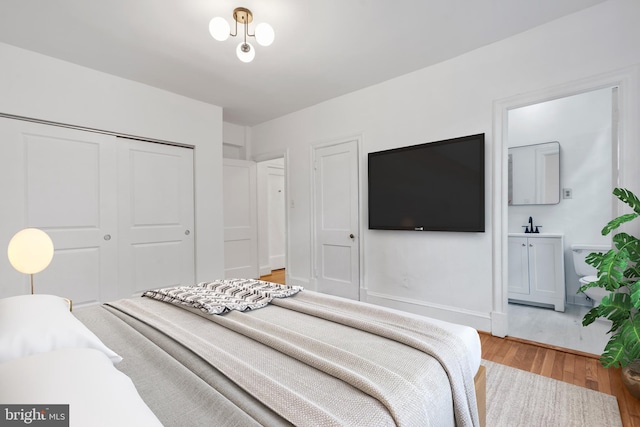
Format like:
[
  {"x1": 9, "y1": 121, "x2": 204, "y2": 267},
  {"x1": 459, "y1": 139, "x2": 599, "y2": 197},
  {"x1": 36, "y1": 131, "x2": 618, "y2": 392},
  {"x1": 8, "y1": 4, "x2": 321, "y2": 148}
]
[
  {"x1": 0, "y1": 118, "x2": 194, "y2": 305},
  {"x1": 117, "y1": 138, "x2": 195, "y2": 297}
]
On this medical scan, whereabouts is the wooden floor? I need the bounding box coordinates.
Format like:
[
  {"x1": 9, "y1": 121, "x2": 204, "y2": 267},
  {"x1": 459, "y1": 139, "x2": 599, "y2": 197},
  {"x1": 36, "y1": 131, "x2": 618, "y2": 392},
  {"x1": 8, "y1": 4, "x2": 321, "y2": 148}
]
[
  {"x1": 259, "y1": 269, "x2": 639, "y2": 426},
  {"x1": 260, "y1": 268, "x2": 286, "y2": 285},
  {"x1": 480, "y1": 333, "x2": 640, "y2": 426}
]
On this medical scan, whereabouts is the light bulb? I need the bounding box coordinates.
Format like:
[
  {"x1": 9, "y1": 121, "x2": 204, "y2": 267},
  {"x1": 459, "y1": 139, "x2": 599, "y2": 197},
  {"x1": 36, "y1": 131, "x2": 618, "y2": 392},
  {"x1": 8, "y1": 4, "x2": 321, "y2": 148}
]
[
  {"x1": 8, "y1": 228, "x2": 54, "y2": 275},
  {"x1": 255, "y1": 23, "x2": 275, "y2": 47},
  {"x1": 209, "y1": 17, "x2": 230, "y2": 41},
  {"x1": 236, "y1": 42, "x2": 255, "y2": 63}
]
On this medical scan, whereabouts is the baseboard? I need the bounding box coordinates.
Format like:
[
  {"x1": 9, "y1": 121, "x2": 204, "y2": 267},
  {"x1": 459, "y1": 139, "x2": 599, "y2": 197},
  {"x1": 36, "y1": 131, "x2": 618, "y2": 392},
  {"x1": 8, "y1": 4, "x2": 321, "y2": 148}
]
[
  {"x1": 490, "y1": 311, "x2": 508, "y2": 337},
  {"x1": 364, "y1": 290, "x2": 492, "y2": 331}
]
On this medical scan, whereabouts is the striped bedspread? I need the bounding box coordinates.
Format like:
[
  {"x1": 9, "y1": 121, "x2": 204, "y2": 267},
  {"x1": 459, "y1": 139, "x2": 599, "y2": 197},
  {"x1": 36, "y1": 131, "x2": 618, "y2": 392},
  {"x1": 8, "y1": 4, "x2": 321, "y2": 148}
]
[{"x1": 142, "y1": 279, "x2": 303, "y2": 315}]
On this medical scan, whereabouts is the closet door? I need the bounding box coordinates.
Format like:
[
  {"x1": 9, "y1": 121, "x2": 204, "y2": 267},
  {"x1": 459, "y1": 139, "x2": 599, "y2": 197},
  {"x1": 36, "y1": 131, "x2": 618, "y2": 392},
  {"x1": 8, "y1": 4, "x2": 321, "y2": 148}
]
[
  {"x1": 0, "y1": 118, "x2": 118, "y2": 303},
  {"x1": 117, "y1": 139, "x2": 195, "y2": 296}
]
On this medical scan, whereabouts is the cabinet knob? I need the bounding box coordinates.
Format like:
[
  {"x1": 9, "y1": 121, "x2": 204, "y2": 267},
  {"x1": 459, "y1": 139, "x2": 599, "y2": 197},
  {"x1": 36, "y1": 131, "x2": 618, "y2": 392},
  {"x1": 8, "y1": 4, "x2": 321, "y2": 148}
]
[
  {"x1": 529, "y1": 243, "x2": 533, "y2": 247},
  {"x1": 522, "y1": 243, "x2": 526, "y2": 247},
  {"x1": 104, "y1": 234, "x2": 111, "y2": 241}
]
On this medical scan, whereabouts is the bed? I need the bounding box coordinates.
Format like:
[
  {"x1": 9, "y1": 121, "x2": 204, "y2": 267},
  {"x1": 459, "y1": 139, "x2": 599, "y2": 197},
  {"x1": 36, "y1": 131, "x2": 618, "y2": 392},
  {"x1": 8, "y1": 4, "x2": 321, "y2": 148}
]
[{"x1": 0, "y1": 280, "x2": 485, "y2": 427}]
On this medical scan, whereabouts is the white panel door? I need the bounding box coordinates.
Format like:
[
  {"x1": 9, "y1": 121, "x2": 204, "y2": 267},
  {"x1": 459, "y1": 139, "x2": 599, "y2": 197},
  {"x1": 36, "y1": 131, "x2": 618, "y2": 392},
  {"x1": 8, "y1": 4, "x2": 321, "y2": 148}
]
[
  {"x1": 118, "y1": 140, "x2": 195, "y2": 296},
  {"x1": 223, "y1": 159, "x2": 258, "y2": 279},
  {"x1": 313, "y1": 140, "x2": 360, "y2": 300},
  {"x1": 0, "y1": 118, "x2": 118, "y2": 303}
]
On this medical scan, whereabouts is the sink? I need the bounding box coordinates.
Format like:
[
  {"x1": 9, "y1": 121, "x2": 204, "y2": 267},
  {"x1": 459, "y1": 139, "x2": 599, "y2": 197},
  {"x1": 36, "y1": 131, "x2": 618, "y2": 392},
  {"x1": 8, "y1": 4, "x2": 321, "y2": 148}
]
[{"x1": 508, "y1": 232, "x2": 564, "y2": 238}]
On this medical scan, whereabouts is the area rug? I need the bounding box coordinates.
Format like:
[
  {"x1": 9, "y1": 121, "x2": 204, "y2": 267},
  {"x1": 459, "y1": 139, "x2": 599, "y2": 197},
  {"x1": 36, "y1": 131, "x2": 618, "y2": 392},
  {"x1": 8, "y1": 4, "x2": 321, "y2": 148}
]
[{"x1": 483, "y1": 360, "x2": 622, "y2": 426}]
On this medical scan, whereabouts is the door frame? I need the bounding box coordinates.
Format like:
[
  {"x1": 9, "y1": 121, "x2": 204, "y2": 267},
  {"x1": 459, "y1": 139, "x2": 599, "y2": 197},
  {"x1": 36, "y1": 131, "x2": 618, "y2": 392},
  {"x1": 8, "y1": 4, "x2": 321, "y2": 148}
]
[
  {"x1": 491, "y1": 66, "x2": 640, "y2": 337},
  {"x1": 310, "y1": 135, "x2": 363, "y2": 298}
]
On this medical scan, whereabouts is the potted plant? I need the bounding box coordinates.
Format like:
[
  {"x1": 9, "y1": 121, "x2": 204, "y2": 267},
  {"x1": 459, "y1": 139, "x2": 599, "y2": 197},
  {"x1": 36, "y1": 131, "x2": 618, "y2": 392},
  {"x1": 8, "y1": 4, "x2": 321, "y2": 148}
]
[{"x1": 581, "y1": 188, "x2": 640, "y2": 397}]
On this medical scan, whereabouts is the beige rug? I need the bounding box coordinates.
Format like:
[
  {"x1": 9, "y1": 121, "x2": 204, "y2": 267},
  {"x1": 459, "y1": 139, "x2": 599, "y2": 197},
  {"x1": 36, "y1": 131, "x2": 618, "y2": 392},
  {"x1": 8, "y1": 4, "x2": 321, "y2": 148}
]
[{"x1": 484, "y1": 360, "x2": 622, "y2": 426}]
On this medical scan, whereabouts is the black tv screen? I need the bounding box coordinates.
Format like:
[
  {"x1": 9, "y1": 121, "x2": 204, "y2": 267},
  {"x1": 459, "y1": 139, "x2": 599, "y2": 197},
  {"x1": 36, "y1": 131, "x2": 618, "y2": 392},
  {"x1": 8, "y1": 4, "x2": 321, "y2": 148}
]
[{"x1": 368, "y1": 133, "x2": 485, "y2": 232}]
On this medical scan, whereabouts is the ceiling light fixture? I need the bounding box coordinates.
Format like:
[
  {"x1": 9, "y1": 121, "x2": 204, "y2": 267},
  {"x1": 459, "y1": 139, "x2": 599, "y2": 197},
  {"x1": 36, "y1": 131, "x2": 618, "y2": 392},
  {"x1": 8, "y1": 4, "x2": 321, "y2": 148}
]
[{"x1": 209, "y1": 7, "x2": 274, "y2": 63}]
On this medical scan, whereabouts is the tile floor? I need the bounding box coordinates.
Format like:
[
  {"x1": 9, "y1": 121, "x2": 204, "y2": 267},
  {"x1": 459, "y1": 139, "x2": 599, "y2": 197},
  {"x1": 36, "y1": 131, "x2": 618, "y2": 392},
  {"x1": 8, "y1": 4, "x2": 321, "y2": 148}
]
[{"x1": 508, "y1": 302, "x2": 611, "y2": 355}]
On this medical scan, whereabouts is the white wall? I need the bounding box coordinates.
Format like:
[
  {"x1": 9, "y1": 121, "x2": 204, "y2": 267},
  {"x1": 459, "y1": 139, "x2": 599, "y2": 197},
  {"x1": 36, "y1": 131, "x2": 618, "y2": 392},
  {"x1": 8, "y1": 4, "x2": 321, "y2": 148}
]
[
  {"x1": 223, "y1": 121, "x2": 248, "y2": 159},
  {"x1": 249, "y1": 0, "x2": 640, "y2": 332},
  {"x1": 0, "y1": 42, "x2": 224, "y2": 287},
  {"x1": 508, "y1": 88, "x2": 613, "y2": 305}
]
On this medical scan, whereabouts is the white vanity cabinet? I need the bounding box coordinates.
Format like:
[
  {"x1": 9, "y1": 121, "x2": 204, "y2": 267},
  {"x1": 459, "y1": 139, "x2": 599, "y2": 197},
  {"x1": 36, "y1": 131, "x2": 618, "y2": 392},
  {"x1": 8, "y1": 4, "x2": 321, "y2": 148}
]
[{"x1": 508, "y1": 233, "x2": 565, "y2": 312}]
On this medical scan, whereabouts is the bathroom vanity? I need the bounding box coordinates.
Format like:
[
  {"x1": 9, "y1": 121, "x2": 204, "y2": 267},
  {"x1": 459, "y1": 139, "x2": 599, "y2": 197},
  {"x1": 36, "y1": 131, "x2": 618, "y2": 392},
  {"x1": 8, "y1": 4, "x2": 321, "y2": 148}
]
[{"x1": 508, "y1": 233, "x2": 565, "y2": 312}]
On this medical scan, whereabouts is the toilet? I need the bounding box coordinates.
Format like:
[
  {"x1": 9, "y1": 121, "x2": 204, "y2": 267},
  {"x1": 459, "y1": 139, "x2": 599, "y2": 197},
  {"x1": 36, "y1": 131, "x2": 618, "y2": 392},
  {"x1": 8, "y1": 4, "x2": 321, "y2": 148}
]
[{"x1": 571, "y1": 244, "x2": 611, "y2": 305}]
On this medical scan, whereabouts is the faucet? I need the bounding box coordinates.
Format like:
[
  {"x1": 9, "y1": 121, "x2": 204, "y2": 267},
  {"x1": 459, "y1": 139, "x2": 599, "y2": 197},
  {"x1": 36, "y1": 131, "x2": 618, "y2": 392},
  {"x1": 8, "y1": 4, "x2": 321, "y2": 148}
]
[{"x1": 522, "y1": 216, "x2": 542, "y2": 233}]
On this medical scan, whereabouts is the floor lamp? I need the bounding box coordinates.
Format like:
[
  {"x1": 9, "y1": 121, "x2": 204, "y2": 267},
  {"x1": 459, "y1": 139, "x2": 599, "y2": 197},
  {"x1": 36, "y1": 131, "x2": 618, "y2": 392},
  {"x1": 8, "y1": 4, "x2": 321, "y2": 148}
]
[{"x1": 7, "y1": 228, "x2": 54, "y2": 295}]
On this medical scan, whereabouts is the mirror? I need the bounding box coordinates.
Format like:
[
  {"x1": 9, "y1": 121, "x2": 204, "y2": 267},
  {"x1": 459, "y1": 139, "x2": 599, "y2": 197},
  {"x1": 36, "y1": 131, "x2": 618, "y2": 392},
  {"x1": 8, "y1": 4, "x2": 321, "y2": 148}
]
[{"x1": 508, "y1": 141, "x2": 560, "y2": 205}]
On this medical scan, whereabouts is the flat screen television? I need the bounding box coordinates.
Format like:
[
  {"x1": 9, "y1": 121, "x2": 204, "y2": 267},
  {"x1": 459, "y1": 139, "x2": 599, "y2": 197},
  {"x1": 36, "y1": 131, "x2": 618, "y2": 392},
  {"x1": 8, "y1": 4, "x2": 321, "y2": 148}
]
[{"x1": 368, "y1": 133, "x2": 485, "y2": 232}]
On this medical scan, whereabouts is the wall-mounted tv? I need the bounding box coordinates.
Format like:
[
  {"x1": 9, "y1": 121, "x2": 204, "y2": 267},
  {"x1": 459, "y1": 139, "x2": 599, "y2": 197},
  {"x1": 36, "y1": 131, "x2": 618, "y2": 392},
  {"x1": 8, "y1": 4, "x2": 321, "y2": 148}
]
[{"x1": 368, "y1": 133, "x2": 485, "y2": 232}]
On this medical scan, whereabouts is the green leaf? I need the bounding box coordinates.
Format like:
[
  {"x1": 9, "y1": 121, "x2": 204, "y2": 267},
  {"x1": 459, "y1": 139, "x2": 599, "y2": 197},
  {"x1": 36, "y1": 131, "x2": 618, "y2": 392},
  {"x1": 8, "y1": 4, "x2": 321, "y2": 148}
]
[
  {"x1": 622, "y1": 316, "x2": 640, "y2": 363},
  {"x1": 613, "y1": 188, "x2": 640, "y2": 215},
  {"x1": 598, "y1": 292, "x2": 632, "y2": 331},
  {"x1": 630, "y1": 281, "x2": 640, "y2": 309},
  {"x1": 581, "y1": 306, "x2": 600, "y2": 327},
  {"x1": 600, "y1": 333, "x2": 628, "y2": 368},
  {"x1": 624, "y1": 265, "x2": 640, "y2": 279},
  {"x1": 592, "y1": 248, "x2": 630, "y2": 291},
  {"x1": 613, "y1": 232, "x2": 640, "y2": 260},
  {"x1": 602, "y1": 213, "x2": 639, "y2": 235},
  {"x1": 585, "y1": 251, "x2": 606, "y2": 270},
  {"x1": 600, "y1": 334, "x2": 626, "y2": 368},
  {"x1": 600, "y1": 188, "x2": 640, "y2": 235}
]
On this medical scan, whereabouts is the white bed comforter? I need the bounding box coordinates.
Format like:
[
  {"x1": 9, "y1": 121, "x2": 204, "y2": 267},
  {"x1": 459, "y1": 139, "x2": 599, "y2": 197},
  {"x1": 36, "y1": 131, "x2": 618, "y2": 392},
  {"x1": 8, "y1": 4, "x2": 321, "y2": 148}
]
[{"x1": 105, "y1": 290, "x2": 480, "y2": 426}]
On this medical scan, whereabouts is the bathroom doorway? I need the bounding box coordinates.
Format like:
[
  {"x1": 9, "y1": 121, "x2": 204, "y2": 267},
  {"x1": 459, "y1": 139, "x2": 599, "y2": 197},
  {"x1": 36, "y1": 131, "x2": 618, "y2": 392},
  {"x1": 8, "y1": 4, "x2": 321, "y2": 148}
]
[{"x1": 504, "y1": 86, "x2": 618, "y2": 354}]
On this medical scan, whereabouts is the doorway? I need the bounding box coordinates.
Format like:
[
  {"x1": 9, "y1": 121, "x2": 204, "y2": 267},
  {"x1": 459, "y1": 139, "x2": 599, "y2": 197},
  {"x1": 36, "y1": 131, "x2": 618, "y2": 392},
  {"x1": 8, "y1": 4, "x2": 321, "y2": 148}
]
[
  {"x1": 493, "y1": 67, "x2": 640, "y2": 341},
  {"x1": 256, "y1": 156, "x2": 287, "y2": 280},
  {"x1": 501, "y1": 85, "x2": 620, "y2": 354}
]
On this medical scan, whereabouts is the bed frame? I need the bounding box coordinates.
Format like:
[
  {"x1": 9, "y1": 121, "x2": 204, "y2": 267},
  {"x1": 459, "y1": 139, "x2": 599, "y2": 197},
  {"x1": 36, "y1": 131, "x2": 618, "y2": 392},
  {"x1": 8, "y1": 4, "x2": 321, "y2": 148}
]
[{"x1": 475, "y1": 364, "x2": 487, "y2": 427}]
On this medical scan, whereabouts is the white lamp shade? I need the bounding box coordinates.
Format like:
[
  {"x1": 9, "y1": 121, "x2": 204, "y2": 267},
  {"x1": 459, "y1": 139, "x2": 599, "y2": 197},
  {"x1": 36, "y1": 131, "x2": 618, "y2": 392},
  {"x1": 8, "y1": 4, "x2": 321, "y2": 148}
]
[
  {"x1": 7, "y1": 228, "x2": 54, "y2": 275},
  {"x1": 209, "y1": 17, "x2": 230, "y2": 41},
  {"x1": 236, "y1": 42, "x2": 255, "y2": 63},
  {"x1": 255, "y1": 23, "x2": 275, "y2": 47}
]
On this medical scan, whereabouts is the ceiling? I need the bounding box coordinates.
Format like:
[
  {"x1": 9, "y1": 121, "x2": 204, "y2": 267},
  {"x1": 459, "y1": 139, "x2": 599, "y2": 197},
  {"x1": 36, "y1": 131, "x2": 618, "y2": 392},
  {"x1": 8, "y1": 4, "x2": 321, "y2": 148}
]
[{"x1": 0, "y1": 0, "x2": 605, "y2": 126}]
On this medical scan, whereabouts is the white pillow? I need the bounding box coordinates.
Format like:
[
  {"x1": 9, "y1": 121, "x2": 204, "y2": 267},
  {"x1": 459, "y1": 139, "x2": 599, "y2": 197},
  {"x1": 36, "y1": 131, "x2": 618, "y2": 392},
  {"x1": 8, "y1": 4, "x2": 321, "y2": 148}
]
[
  {"x1": 0, "y1": 294, "x2": 122, "y2": 364},
  {"x1": 0, "y1": 348, "x2": 162, "y2": 427}
]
